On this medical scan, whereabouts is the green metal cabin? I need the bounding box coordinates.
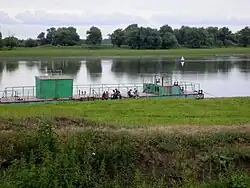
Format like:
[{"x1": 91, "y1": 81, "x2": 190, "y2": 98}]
[
  {"x1": 142, "y1": 74, "x2": 204, "y2": 99},
  {"x1": 35, "y1": 75, "x2": 73, "y2": 99}
]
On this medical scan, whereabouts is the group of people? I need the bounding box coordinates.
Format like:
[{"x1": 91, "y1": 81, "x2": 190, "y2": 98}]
[
  {"x1": 101, "y1": 89, "x2": 122, "y2": 100},
  {"x1": 111, "y1": 89, "x2": 122, "y2": 100},
  {"x1": 127, "y1": 88, "x2": 139, "y2": 98},
  {"x1": 101, "y1": 88, "x2": 139, "y2": 100}
]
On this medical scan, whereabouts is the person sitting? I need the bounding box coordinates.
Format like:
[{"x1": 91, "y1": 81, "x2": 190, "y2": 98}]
[
  {"x1": 127, "y1": 89, "x2": 134, "y2": 98},
  {"x1": 111, "y1": 90, "x2": 118, "y2": 100},
  {"x1": 102, "y1": 91, "x2": 108, "y2": 100},
  {"x1": 117, "y1": 90, "x2": 122, "y2": 99},
  {"x1": 133, "y1": 88, "x2": 139, "y2": 98}
]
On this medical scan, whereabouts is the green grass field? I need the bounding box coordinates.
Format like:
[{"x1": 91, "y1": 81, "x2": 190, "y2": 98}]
[
  {"x1": 1, "y1": 97, "x2": 250, "y2": 129},
  {"x1": 1, "y1": 97, "x2": 250, "y2": 187},
  {"x1": 0, "y1": 47, "x2": 250, "y2": 59}
]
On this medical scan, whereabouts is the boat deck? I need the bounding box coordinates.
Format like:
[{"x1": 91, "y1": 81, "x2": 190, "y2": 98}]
[{"x1": 0, "y1": 91, "x2": 201, "y2": 104}]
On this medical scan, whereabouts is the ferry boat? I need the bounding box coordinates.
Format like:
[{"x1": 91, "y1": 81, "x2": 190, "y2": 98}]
[{"x1": 0, "y1": 71, "x2": 204, "y2": 105}]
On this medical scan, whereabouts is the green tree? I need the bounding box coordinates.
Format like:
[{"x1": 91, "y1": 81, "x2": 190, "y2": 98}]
[
  {"x1": 159, "y1": 25, "x2": 178, "y2": 49},
  {"x1": 46, "y1": 27, "x2": 56, "y2": 45},
  {"x1": 124, "y1": 24, "x2": 138, "y2": 33},
  {"x1": 124, "y1": 26, "x2": 141, "y2": 49},
  {"x1": 3, "y1": 36, "x2": 19, "y2": 49},
  {"x1": 206, "y1": 27, "x2": 219, "y2": 46},
  {"x1": 184, "y1": 27, "x2": 209, "y2": 48},
  {"x1": 37, "y1": 32, "x2": 47, "y2": 45},
  {"x1": 25, "y1": 38, "x2": 38, "y2": 47},
  {"x1": 109, "y1": 29, "x2": 125, "y2": 47},
  {"x1": 174, "y1": 26, "x2": 190, "y2": 45},
  {"x1": 159, "y1": 25, "x2": 174, "y2": 33},
  {"x1": 124, "y1": 26, "x2": 163, "y2": 49},
  {"x1": 161, "y1": 32, "x2": 178, "y2": 49},
  {"x1": 217, "y1": 27, "x2": 236, "y2": 46},
  {"x1": 54, "y1": 27, "x2": 80, "y2": 46},
  {"x1": 86, "y1": 26, "x2": 102, "y2": 46},
  {"x1": 237, "y1": 26, "x2": 250, "y2": 47},
  {"x1": 140, "y1": 27, "x2": 162, "y2": 49}
]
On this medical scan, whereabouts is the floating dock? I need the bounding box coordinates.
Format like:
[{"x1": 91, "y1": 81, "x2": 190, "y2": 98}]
[{"x1": 0, "y1": 71, "x2": 204, "y2": 105}]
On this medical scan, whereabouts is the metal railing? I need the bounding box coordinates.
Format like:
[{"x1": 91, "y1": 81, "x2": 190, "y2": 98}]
[
  {"x1": 1, "y1": 86, "x2": 36, "y2": 99},
  {"x1": 0, "y1": 81, "x2": 201, "y2": 99}
]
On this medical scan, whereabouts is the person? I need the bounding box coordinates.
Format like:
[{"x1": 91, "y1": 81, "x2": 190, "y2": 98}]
[
  {"x1": 127, "y1": 89, "x2": 134, "y2": 98},
  {"x1": 116, "y1": 89, "x2": 122, "y2": 99},
  {"x1": 105, "y1": 91, "x2": 109, "y2": 99},
  {"x1": 133, "y1": 88, "x2": 139, "y2": 98},
  {"x1": 181, "y1": 87, "x2": 184, "y2": 93},
  {"x1": 111, "y1": 90, "x2": 117, "y2": 100},
  {"x1": 102, "y1": 91, "x2": 108, "y2": 100}
]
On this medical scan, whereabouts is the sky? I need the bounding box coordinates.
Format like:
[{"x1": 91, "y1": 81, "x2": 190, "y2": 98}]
[{"x1": 0, "y1": 0, "x2": 249, "y2": 39}]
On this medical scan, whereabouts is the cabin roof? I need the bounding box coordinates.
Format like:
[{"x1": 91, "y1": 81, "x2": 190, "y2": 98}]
[{"x1": 35, "y1": 75, "x2": 73, "y2": 80}]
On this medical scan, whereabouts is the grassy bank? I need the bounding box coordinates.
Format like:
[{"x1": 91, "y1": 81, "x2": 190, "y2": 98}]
[
  {"x1": 1, "y1": 97, "x2": 250, "y2": 129},
  {"x1": 0, "y1": 47, "x2": 250, "y2": 59},
  {"x1": 1, "y1": 97, "x2": 250, "y2": 187}
]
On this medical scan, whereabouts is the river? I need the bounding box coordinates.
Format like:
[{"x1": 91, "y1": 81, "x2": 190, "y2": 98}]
[{"x1": 0, "y1": 58, "x2": 249, "y2": 98}]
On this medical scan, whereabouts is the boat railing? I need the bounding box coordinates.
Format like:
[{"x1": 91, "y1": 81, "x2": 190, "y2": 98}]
[
  {"x1": 0, "y1": 81, "x2": 201, "y2": 99},
  {"x1": 1, "y1": 86, "x2": 36, "y2": 99},
  {"x1": 74, "y1": 84, "x2": 144, "y2": 98},
  {"x1": 0, "y1": 83, "x2": 144, "y2": 99},
  {"x1": 178, "y1": 81, "x2": 200, "y2": 92}
]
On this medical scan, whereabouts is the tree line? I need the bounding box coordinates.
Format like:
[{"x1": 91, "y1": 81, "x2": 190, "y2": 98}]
[{"x1": 0, "y1": 24, "x2": 250, "y2": 50}]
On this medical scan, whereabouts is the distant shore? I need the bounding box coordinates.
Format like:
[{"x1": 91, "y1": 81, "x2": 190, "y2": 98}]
[{"x1": 0, "y1": 47, "x2": 249, "y2": 60}]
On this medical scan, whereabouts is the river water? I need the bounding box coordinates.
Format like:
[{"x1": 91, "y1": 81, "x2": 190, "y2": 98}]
[{"x1": 0, "y1": 58, "x2": 249, "y2": 98}]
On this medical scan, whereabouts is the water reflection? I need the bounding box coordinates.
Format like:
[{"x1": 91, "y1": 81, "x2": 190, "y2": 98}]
[
  {"x1": 85, "y1": 59, "x2": 102, "y2": 82},
  {"x1": 40, "y1": 60, "x2": 81, "y2": 76},
  {"x1": 0, "y1": 58, "x2": 249, "y2": 97},
  {"x1": 0, "y1": 61, "x2": 5, "y2": 84},
  {"x1": 179, "y1": 61, "x2": 233, "y2": 74},
  {"x1": 25, "y1": 61, "x2": 38, "y2": 70},
  {"x1": 111, "y1": 59, "x2": 169, "y2": 74},
  {"x1": 5, "y1": 61, "x2": 19, "y2": 73},
  {"x1": 0, "y1": 61, "x2": 5, "y2": 74},
  {"x1": 111, "y1": 59, "x2": 237, "y2": 75},
  {"x1": 236, "y1": 61, "x2": 250, "y2": 73}
]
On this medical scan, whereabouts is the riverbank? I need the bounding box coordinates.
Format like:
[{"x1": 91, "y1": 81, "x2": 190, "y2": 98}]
[
  {"x1": 0, "y1": 47, "x2": 250, "y2": 59},
  {"x1": 1, "y1": 97, "x2": 250, "y2": 187},
  {"x1": 1, "y1": 97, "x2": 250, "y2": 128}
]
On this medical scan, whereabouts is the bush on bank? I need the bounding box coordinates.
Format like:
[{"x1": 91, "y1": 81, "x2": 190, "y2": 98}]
[{"x1": 1, "y1": 124, "x2": 250, "y2": 187}]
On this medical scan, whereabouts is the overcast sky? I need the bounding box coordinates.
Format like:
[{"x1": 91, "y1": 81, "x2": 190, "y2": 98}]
[{"x1": 0, "y1": 0, "x2": 249, "y2": 39}]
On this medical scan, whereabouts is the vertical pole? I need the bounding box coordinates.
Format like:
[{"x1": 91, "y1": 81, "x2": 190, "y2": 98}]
[{"x1": 89, "y1": 85, "x2": 91, "y2": 97}]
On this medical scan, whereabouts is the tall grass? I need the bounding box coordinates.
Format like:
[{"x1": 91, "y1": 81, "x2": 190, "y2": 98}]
[
  {"x1": 1, "y1": 124, "x2": 250, "y2": 187},
  {"x1": 1, "y1": 97, "x2": 250, "y2": 128},
  {"x1": 1, "y1": 97, "x2": 250, "y2": 187}
]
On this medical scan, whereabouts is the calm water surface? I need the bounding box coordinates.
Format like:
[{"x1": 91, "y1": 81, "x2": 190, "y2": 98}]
[{"x1": 0, "y1": 58, "x2": 249, "y2": 97}]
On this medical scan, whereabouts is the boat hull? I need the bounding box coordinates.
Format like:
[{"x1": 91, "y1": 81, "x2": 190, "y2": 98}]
[{"x1": 0, "y1": 93, "x2": 204, "y2": 105}]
